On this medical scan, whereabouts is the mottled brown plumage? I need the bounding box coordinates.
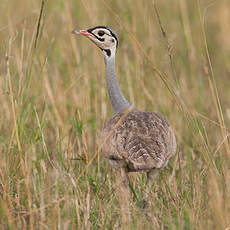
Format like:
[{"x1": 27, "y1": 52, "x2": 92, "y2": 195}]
[{"x1": 101, "y1": 107, "x2": 176, "y2": 172}]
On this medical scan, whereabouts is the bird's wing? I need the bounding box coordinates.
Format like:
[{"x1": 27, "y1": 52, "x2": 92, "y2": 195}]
[{"x1": 101, "y1": 109, "x2": 176, "y2": 171}]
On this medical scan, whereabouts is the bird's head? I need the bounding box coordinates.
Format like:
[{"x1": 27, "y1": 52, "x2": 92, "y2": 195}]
[{"x1": 72, "y1": 26, "x2": 118, "y2": 58}]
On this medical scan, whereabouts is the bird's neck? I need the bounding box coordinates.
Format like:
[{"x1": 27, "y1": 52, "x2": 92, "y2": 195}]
[{"x1": 104, "y1": 55, "x2": 130, "y2": 114}]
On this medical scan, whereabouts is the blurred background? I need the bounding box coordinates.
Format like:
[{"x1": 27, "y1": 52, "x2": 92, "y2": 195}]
[{"x1": 0, "y1": 0, "x2": 230, "y2": 229}]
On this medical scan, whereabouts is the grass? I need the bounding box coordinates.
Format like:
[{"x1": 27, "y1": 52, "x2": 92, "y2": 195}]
[{"x1": 0, "y1": 0, "x2": 230, "y2": 229}]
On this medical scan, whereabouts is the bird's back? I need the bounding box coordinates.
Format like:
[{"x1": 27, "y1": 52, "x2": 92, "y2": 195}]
[{"x1": 101, "y1": 108, "x2": 176, "y2": 172}]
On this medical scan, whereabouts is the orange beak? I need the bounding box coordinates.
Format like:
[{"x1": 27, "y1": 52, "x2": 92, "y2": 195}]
[{"x1": 72, "y1": 29, "x2": 94, "y2": 37}]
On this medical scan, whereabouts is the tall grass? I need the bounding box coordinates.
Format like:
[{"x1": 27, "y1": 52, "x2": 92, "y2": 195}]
[{"x1": 0, "y1": 0, "x2": 230, "y2": 229}]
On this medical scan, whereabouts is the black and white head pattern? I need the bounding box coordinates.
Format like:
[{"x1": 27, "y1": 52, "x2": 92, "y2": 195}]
[{"x1": 86, "y1": 26, "x2": 118, "y2": 58}]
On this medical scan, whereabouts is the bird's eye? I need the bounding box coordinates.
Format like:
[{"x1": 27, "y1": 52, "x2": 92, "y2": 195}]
[{"x1": 98, "y1": 31, "x2": 105, "y2": 36}]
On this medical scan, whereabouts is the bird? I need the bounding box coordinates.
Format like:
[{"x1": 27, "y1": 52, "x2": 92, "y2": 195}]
[{"x1": 72, "y1": 26, "x2": 177, "y2": 208}]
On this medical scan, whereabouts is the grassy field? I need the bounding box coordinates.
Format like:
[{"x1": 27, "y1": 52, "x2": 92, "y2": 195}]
[{"x1": 1, "y1": 0, "x2": 230, "y2": 229}]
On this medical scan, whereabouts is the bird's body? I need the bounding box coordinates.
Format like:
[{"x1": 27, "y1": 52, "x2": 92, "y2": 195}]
[
  {"x1": 101, "y1": 108, "x2": 176, "y2": 172},
  {"x1": 72, "y1": 25, "x2": 176, "y2": 208}
]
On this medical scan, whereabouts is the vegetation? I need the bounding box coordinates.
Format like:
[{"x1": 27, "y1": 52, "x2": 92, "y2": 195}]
[{"x1": 0, "y1": 0, "x2": 230, "y2": 229}]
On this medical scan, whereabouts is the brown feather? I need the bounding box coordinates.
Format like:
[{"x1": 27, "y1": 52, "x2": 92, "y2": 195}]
[{"x1": 101, "y1": 107, "x2": 176, "y2": 172}]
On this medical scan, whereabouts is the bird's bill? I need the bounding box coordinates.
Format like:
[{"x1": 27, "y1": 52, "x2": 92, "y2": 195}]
[{"x1": 72, "y1": 29, "x2": 93, "y2": 37}]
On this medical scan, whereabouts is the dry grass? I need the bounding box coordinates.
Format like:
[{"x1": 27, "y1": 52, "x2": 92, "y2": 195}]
[{"x1": 0, "y1": 0, "x2": 230, "y2": 229}]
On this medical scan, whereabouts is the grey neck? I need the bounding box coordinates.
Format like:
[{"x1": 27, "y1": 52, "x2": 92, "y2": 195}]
[{"x1": 104, "y1": 55, "x2": 130, "y2": 114}]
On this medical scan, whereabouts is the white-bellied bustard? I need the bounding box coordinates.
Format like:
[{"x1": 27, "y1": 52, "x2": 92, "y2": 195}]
[{"x1": 72, "y1": 26, "x2": 176, "y2": 210}]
